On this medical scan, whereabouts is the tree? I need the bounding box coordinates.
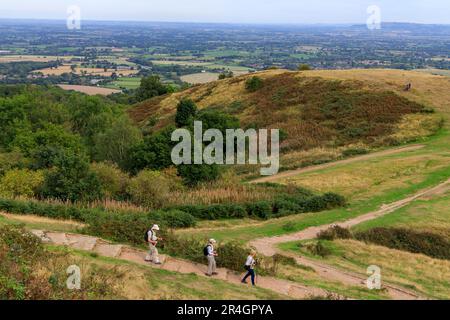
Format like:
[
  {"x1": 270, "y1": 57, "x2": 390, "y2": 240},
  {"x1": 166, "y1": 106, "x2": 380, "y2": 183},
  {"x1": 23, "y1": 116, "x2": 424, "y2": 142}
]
[
  {"x1": 126, "y1": 126, "x2": 176, "y2": 174},
  {"x1": 135, "y1": 75, "x2": 168, "y2": 102},
  {"x1": 0, "y1": 169, "x2": 44, "y2": 198},
  {"x1": 40, "y1": 151, "x2": 102, "y2": 202},
  {"x1": 93, "y1": 116, "x2": 142, "y2": 169},
  {"x1": 177, "y1": 163, "x2": 220, "y2": 187},
  {"x1": 175, "y1": 98, "x2": 197, "y2": 128},
  {"x1": 90, "y1": 162, "x2": 130, "y2": 200},
  {"x1": 245, "y1": 76, "x2": 264, "y2": 92},
  {"x1": 127, "y1": 170, "x2": 171, "y2": 209}
]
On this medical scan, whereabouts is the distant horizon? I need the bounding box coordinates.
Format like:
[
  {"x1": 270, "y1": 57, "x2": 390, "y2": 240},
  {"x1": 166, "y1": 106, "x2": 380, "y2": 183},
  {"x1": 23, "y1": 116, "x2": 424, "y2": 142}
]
[{"x1": 1, "y1": 17, "x2": 450, "y2": 27}]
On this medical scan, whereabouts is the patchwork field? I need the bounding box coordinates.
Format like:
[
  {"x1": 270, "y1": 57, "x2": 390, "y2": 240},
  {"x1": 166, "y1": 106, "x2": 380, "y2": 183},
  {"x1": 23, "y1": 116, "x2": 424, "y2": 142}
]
[
  {"x1": 180, "y1": 72, "x2": 219, "y2": 84},
  {"x1": 57, "y1": 84, "x2": 121, "y2": 95}
]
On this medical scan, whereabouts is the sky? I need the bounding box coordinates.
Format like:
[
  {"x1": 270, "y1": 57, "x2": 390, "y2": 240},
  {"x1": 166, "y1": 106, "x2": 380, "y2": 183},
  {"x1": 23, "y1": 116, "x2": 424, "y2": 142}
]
[{"x1": 0, "y1": 0, "x2": 449, "y2": 25}]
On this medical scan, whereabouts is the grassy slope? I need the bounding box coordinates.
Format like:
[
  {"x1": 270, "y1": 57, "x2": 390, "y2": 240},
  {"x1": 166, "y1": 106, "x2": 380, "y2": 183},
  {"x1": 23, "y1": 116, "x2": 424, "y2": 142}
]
[
  {"x1": 280, "y1": 240, "x2": 450, "y2": 300},
  {"x1": 128, "y1": 69, "x2": 436, "y2": 161}
]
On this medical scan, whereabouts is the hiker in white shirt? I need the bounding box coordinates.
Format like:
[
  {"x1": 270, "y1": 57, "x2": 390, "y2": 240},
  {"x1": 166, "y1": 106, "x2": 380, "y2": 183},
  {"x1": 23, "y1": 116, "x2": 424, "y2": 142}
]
[
  {"x1": 205, "y1": 239, "x2": 218, "y2": 277},
  {"x1": 145, "y1": 224, "x2": 162, "y2": 265},
  {"x1": 241, "y1": 250, "x2": 257, "y2": 286}
]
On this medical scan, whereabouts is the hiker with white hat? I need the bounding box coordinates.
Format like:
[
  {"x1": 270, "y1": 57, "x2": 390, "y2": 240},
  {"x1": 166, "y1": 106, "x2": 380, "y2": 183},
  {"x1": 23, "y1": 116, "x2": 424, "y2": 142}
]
[
  {"x1": 204, "y1": 239, "x2": 218, "y2": 276},
  {"x1": 145, "y1": 224, "x2": 162, "y2": 265}
]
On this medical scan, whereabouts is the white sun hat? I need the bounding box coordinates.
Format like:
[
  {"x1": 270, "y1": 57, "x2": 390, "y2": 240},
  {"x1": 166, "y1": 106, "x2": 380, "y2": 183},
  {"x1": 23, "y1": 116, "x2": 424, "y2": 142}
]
[{"x1": 152, "y1": 224, "x2": 160, "y2": 231}]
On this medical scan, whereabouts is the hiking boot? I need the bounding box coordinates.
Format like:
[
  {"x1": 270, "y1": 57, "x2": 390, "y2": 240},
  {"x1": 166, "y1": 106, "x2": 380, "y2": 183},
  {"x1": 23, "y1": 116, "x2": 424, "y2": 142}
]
[
  {"x1": 205, "y1": 273, "x2": 212, "y2": 277},
  {"x1": 154, "y1": 262, "x2": 162, "y2": 265},
  {"x1": 212, "y1": 272, "x2": 219, "y2": 275},
  {"x1": 241, "y1": 280, "x2": 247, "y2": 284}
]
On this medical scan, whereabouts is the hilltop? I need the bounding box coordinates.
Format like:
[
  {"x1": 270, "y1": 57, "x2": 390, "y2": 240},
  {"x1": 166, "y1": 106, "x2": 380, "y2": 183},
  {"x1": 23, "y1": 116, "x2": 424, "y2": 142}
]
[{"x1": 129, "y1": 69, "x2": 443, "y2": 171}]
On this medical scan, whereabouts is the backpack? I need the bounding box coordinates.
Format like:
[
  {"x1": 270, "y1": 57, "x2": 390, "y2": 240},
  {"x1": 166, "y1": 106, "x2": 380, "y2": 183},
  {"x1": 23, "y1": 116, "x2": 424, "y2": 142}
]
[
  {"x1": 144, "y1": 229, "x2": 153, "y2": 242},
  {"x1": 203, "y1": 244, "x2": 211, "y2": 256}
]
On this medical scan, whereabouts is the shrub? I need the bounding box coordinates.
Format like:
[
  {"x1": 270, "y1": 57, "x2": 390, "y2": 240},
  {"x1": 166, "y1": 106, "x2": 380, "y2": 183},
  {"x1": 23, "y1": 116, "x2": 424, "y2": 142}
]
[
  {"x1": 245, "y1": 201, "x2": 272, "y2": 219},
  {"x1": 175, "y1": 98, "x2": 197, "y2": 128},
  {"x1": 90, "y1": 162, "x2": 130, "y2": 200},
  {"x1": 0, "y1": 169, "x2": 44, "y2": 198},
  {"x1": 342, "y1": 148, "x2": 368, "y2": 157},
  {"x1": 39, "y1": 151, "x2": 103, "y2": 202},
  {"x1": 127, "y1": 169, "x2": 171, "y2": 209},
  {"x1": 298, "y1": 64, "x2": 312, "y2": 71},
  {"x1": 0, "y1": 225, "x2": 122, "y2": 300},
  {"x1": 317, "y1": 225, "x2": 353, "y2": 241},
  {"x1": 93, "y1": 116, "x2": 143, "y2": 169},
  {"x1": 355, "y1": 228, "x2": 450, "y2": 260},
  {"x1": 177, "y1": 163, "x2": 220, "y2": 187},
  {"x1": 245, "y1": 76, "x2": 264, "y2": 92},
  {"x1": 305, "y1": 241, "x2": 332, "y2": 257}
]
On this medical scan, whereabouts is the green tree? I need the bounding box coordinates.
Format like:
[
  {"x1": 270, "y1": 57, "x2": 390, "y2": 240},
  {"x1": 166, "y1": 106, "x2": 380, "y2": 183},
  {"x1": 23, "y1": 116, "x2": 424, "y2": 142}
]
[
  {"x1": 40, "y1": 151, "x2": 102, "y2": 202},
  {"x1": 93, "y1": 116, "x2": 143, "y2": 169},
  {"x1": 127, "y1": 169, "x2": 171, "y2": 209},
  {"x1": 126, "y1": 126, "x2": 176, "y2": 174},
  {"x1": 0, "y1": 169, "x2": 44, "y2": 198},
  {"x1": 90, "y1": 162, "x2": 130, "y2": 200},
  {"x1": 175, "y1": 98, "x2": 197, "y2": 128},
  {"x1": 177, "y1": 164, "x2": 220, "y2": 187},
  {"x1": 245, "y1": 76, "x2": 264, "y2": 92},
  {"x1": 135, "y1": 75, "x2": 168, "y2": 102}
]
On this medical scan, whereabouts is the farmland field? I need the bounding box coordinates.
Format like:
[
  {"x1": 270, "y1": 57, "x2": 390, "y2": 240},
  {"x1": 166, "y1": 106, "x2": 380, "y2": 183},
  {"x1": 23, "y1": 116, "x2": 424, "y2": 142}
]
[
  {"x1": 57, "y1": 84, "x2": 121, "y2": 95},
  {"x1": 180, "y1": 72, "x2": 219, "y2": 84}
]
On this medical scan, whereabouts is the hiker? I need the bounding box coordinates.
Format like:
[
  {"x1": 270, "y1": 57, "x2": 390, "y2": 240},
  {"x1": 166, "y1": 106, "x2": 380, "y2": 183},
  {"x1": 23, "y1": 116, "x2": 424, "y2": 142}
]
[
  {"x1": 204, "y1": 239, "x2": 218, "y2": 276},
  {"x1": 242, "y1": 250, "x2": 257, "y2": 286},
  {"x1": 145, "y1": 224, "x2": 162, "y2": 265},
  {"x1": 404, "y1": 82, "x2": 412, "y2": 91}
]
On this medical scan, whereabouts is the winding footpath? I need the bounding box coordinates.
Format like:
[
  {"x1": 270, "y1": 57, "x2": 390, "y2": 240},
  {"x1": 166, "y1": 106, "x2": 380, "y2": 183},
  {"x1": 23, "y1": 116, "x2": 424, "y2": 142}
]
[
  {"x1": 249, "y1": 178, "x2": 450, "y2": 300},
  {"x1": 28, "y1": 176, "x2": 449, "y2": 300},
  {"x1": 31, "y1": 229, "x2": 328, "y2": 299}
]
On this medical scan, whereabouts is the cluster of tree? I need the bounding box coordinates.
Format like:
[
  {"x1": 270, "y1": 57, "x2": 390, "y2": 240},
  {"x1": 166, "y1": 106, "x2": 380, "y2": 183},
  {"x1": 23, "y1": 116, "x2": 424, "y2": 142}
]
[
  {"x1": 0, "y1": 61, "x2": 60, "y2": 78},
  {"x1": 0, "y1": 85, "x2": 142, "y2": 202},
  {"x1": 0, "y1": 83, "x2": 243, "y2": 205},
  {"x1": 128, "y1": 98, "x2": 240, "y2": 186}
]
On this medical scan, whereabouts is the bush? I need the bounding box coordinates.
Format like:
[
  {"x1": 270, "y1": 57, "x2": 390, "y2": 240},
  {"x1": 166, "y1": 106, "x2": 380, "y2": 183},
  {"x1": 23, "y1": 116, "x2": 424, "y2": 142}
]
[
  {"x1": 0, "y1": 225, "x2": 122, "y2": 300},
  {"x1": 317, "y1": 225, "x2": 353, "y2": 241},
  {"x1": 355, "y1": 227, "x2": 450, "y2": 260},
  {"x1": 177, "y1": 163, "x2": 220, "y2": 187},
  {"x1": 342, "y1": 148, "x2": 368, "y2": 157},
  {"x1": 175, "y1": 98, "x2": 197, "y2": 128},
  {"x1": 0, "y1": 198, "x2": 196, "y2": 245},
  {"x1": 90, "y1": 162, "x2": 130, "y2": 200},
  {"x1": 298, "y1": 64, "x2": 312, "y2": 71},
  {"x1": 305, "y1": 241, "x2": 332, "y2": 257},
  {"x1": 39, "y1": 151, "x2": 103, "y2": 202},
  {"x1": 127, "y1": 169, "x2": 171, "y2": 209},
  {"x1": 245, "y1": 76, "x2": 264, "y2": 92},
  {"x1": 0, "y1": 169, "x2": 44, "y2": 198},
  {"x1": 245, "y1": 201, "x2": 272, "y2": 219}
]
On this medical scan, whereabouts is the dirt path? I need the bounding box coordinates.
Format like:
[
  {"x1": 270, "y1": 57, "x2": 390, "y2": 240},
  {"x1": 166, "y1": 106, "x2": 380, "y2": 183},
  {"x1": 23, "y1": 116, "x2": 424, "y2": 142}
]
[
  {"x1": 249, "y1": 178, "x2": 450, "y2": 300},
  {"x1": 31, "y1": 229, "x2": 329, "y2": 299},
  {"x1": 251, "y1": 144, "x2": 425, "y2": 184}
]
